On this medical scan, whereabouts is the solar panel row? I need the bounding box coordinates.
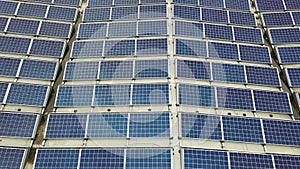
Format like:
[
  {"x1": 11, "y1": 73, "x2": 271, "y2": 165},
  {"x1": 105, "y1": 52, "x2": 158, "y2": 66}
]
[
  {"x1": 0, "y1": 147, "x2": 26, "y2": 169},
  {"x1": 45, "y1": 113, "x2": 170, "y2": 138},
  {"x1": 256, "y1": 0, "x2": 300, "y2": 12},
  {"x1": 0, "y1": 1, "x2": 78, "y2": 22},
  {"x1": 88, "y1": 0, "x2": 166, "y2": 6},
  {"x1": 179, "y1": 84, "x2": 291, "y2": 113},
  {"x1": 262, "y1": 12, "x2": 300, "y2": 27}
]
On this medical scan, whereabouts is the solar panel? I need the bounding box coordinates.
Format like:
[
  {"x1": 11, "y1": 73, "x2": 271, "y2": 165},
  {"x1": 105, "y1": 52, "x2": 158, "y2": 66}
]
[
  {"x1": 205, "y1": 24, "x2": 233, "y2": 41},
  {"x1": 6, "y1": 18, "x2": 39, "y2": 35},
  {"x1": 286, "y1": 68, "x2": 300, "y2": 86},
  {"x1": 222, "y1": 116, "x2": 263, "y2": 143},
  {"x1": 115, "y1": 0, "x2": 139, "y2": 5},
  {"x1": 175, "y1": 21, "x2": 203, "y2": 37},
  {"x1": 229, "y1": 11, "x2": 256, "y2": 26},
  {"x1": 135, "y1": 60, "x2": 168, "y2": 78},
  {"x1": 0, "y1": 57, "x2": 21, "y2": 77},
  {"x1": 87, "y1": 114, "x2": 128, "y2": 138},
  {"x1": 263, "y1": 119, "x2": 300, "y2": 146},
  {"x1": 181, "y1": 113, "x2": 222, "y2": 140},
  {"x1": 184, "y1": 149, "x2": 228, "y2": 169},
  {"x1": 179, "y1": 84, "x2": 216, "y2": 107},
  {"x1": 0, "y1": 147, "x2": 25, "y2": 169},
  {"x1": 111, "y1": 6, "x2": 138, "y2": 20},
  {"x1": 80, "y1": 149, "x2": 124, "y2": 169},
  {"x1": 177, "y1": 60, "x2": 210, "y2": 80},
  {"x1": 83, "y1": 7, "x2": 111, "y2": 21},
  {"x1": 230, "y1": 152, "x2": 274, "y2": 169},
  {"x1": 139, "y1": 5, "x2": 167, "y2": 19},
  {"x1": 0, "y1": 36, "x2": 31, "y2": 55},
  {"x1": 246, "y1": 66, "x2": 280, "y2": 86},
  {"x1": 0, "y1": 83, "x2": 8, "y2": 103},
  {"x1": 64, "y1": 61, "x2": 99, "y2": 80},
  {"x1": 78, "y1": 23, "x2": 108, "y2": 38},
  {"x1": 47, "y1": 6, "x2": 77, "y2": 22},
  {"x1": 255, "y1": 0, "x2": 285, "y2": 11},
  {"x1": 34, "y1": 149, "x2": 80, "y2": 169},
  {"x1": 217, "y1": 87, "x2": 254, "y2": 110},
  {"x1": 53, "y1": 0, "x2": 81, "y2": 7},
  {"x1": 6, "y1": 83, "x2": 49, "y2": 106},
  {"x1": 132, "y1": 84, "x2": 169, "y2": 105},
  {"x1": 225, "y1": 0, "x2": 250, "y2": 11},
  {"x1": 208, "y1": 42, "x2": 239, "y2": 60},
  {"x1": 212, "y1": 63, "x2": 246, "y2": 83},
  {"x1": 140, "y1": 0, "x2": 166, "y2": 4},
  {"x1": 173, "y1": 5, "x2": 201, "y2": 20},
  {"x1": 269, "y1": 28, "x2": 300, "y2": 44},
  {"x1": 202, "y1": 8, "x2": 228, "y2": 23},
  {"x1": 99, "y1": 61, "x2": 133, "y2": 79},
  {"x1": 277, "y1": 46, "x2": 300, "y2": 64},
  {"x1": 94, "y1": 84, "x2": 131, "y2": 106},
  {"x1": 29, "y1": 39, "x2": 65, "y2": 58},
  {"x1": 274, "y1": 155, "x2": 300, "y2": 169},
  {"x1": 0, "y1": 17, "x2": 8, "y2": 32},
  {"x1": 0, "y1": 112, "x2": 37, "y2": 138},
  {"x1": 173, "y1": 0, "x2": 198, "y2": 5},
  {"x1": 126, "y1": 149, "x2": 171, "y2": 169},
  {"x1": 136, "y1": 38, "x2": 168, "y2": 55},
  {"x1": 27, "y1": 0, "x2": 52, "y2": 3},
  {"x1": 234, "y1": 27, "x2": 263, "y2": 44},
  {"x1": 17, "y1": 3, "x2": 47, "y2": 18},
  {"x1": 87, "y1": 0, "x2": 113, "y2": 6},
  {"x1": 0, "y1": 0, "x2": 18, "y2": 15},
  {"x1": 253, "y1": 90, "x2": 291, "y2": 113},
  {"x1": 19, "y1": 59, "x2": 58, "y2": 80},
  {"x1": 239, "y1": 45, "x2": 271, "y2": 63},
  {"x1": 39, "y1": 21, "x2": 72, "y2": 38},
  {"x1": 55, "y1": 85, "x2": 94, "y2": 107},
  {"x1": 138, "y1": 20, "x2": 167, "y2": 36},
  {"x1": 71, "y1": 40, "x2": 103, "y2": 58},
  {"x1": 262, "y1": 12, "x2": 294, "y2": 27},
  {"x1": 284, "y1": 0, "x2": 300, "y2": 10},
  {"x1": 129, "y1": 113, "x2": 170, "y2": 137},
  {"x1": 175, "y1": 39, "x2": 207, "y2": 56},
  {"x1": 200, "y1": 0, "x2": 224, "y2": 8},
  {"x1": 108, "y1": 22, "x2": 136, "y2": 37},
  {"x1": 105, "y1": 40, "x2": 135, "y2": 56},
  {"x1": 292, "y1": 12, "x2": 300, "y2": 25},
  {"x1": 45, "y1": 114, "x2": 87, "y2": 138}
]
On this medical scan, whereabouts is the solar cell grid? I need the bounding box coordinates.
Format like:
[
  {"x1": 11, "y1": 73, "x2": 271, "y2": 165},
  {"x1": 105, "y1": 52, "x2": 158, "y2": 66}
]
[
  {"x1": 0, "y1": 147, "x2": 25, "y2": 169},
  {"x1": 286, "y1": 68, "x2": 300, "y2": 86},
  {"x1": 175, "y1": 39, "x2": 207, "y2": 56},
  {"x1": 53, "y1": 0, "x2": 81, "y2": 6},
  {"x1": 277, "y1": 46, "x2": 300, "y2": 64},
  {"x1": 0, "y1": 17, "x2": 8, "y2": 32},
  {"x1": 175, "y1": 21, "x2": 203, "y2": 37},
  {"x1": 111, "y1": 6, "x2": 138, "y2": 20},
  {"x1": 105, "y1": 40, "x2": 135, "y2": 56},
  {"x1": 292, "y1": 12, "x2": 300, "y2": 25},
  {"x1": 239, "y1": 45, "x2": 271, "y2": 63},
  {"x1": 29, "y1": 39, "x2": 65, "y2": 58},
  {"x1": 212, "y1": 63, "x2": 246, "y2": 83},
  {"x1": 255, "y1": 0, "x2": 285, "y2": 11},
  {"x1": 208, "y1": 42, "x2": 239, "y2": 60},
  {"x1": 174, "y1": 5, "x2": 201, "y2": 20},
  {"x1": 234, "y1": 27, "x2": 263, "y2": 44},
  {"x1": 205, "y1": 24, "x2": 233, "y2": 41},
  {"x1": 246, "y1": 66, "x2": 280, "y2": 86},
  {"x1": 199, "y1": 0, "x2": 224, "y2": 8},
  {"x1": 47, "y1": 6, "x2": 77, "y2": 22},
  {"x1": 99, "y1": 61, "x2": 133, "y2": 79},
  {"x1": 132, "y1": 84, "x2": 169, "y2": 105},
  {"x1": 274, "y1": 155, "x2": 300, "y2": 169},
  {"x1": 0, "y1": 36, "x2": 31, "y2": 55},
  {"x1": 114, "y1": 0, "x2": 139, "y2": 5},
  {"x1": 83, "y1": 7, "x2": 110, "y2": 21},
  {"x1": 39, "y1": 21, "x2": 72, "y2": 38},
  {"x1": 176, "y1": 60, "x2": 210, "y2": 80},
  {"x1": 230, "y1": 152, "x2": 274, "y2": 169},
  {"x1": 202, "y1": 8, "x2": 228, "y2": 24},
  {"x1": 64, "y1": 61, "x2": 99, "y2": 80},
  {"x1": 269, "y1": 28, "x2": 300, "y2": 44},
  {"x1": 17, "y1": 3, "x2": 47, "y2": 18},
  {"x1": 78, "y1": 23, "x2": 107, "y2": 38},
  {"x1": 87, "y1": 0, "x2": 113, "y2": 7},
  {"x1": 0, "y1": 83, "x2": 8, "y2": 103},
  {"x1": 262, "y1": 12, "x2": 294, "y2": 27},
  {"x1": 94, "y1": 84, "x2": 131, "y2": 106},
  {"x1": 19, "y1": 59, "x2": 58, "y2": 80},
  {"x1": 71, "y1": 40, "x2": 103, "y2": 58},
  {"x1": 138, "y1": 20, "x2": 167, "y2": 36},
  {"x1": 109, "y1": 22, "x2": 136, "y2": 37},
  {"x1": 0, "y1": 0, "x2": 18, "y2": 15},
  {"x1": 229, "y1": 11, "x2": 256, "y2": 26},
  {"x1": 173, "y1": 0, "x2": 198, "y2": 5},
  {"x1": 135, "y1": 59, "x2": 168, "y2": 78},
  {"x1": 140, "y1": 0, "x2": 166, "y2": 4},
  {"x1": 136, "y1": 38, "x2": 168, "y2": 55},
  {"x1": 284, "y1": 0, "x2": 300, "y2": 10},
  {"x1": 225, "y1": 0, "x2": 250, "y2": 11},
  {"x1": 139, "y1": 5, "x2": 167, "y2": 19},
  {"x1": 0, "y1": 57, "x2": 21, "y2": 77}
]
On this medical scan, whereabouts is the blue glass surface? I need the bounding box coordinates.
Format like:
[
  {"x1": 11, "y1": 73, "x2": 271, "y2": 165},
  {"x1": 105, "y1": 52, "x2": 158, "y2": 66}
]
[
  {"x1": 277, "y1": 46, "x2": 300, "y2": 64},
  {"x1": 177, "y1": 60, "x2": 210, "y2": 80},
  {"x1": 94, "y1": 85, "x2": 131, "y2": 106},
  {"x1": 176, "y1": 39, "x2": 207, "y2": 56},
  {"x1": 239, "y1": 45, "x2": 271, "y2": 63},
  {"x1": 109, "y1": 22, "x2": 136, "y2": 37},
  {"x1": 246, "y1": 66, "x2": 280, "y2": 86},
  {"x1": 287, "y1": 68, "x2": 300, "y2": 86},
  {"x1": 30, "y1": 39, "x2": 65, "y2": 57},
  {"x1": 225, "y1": 0, "x2": 250, "y2": 10},
  {"x1": 0, "y1": 83, "x2": 8, "y2": 103},
  {"x1": 274, "y1": 155, "x2": 300, "y2": 169},
  {"x1": 256, "y1": 0, "x2": 285, "y2": 11},
  {"x1": 0, "y1": 57, "x2": 21, "y2": 77},
  {"x1": 229, "y1": 11, "x2": 256, "y2": 26},
  {"x1": 234, "y1": 27, "x2": 263, "y2": 43},
  {"x1": 174, "y1": 5, "x2": 200, "y2": 20},
  {"x1": 47, "y1": 6, "x2": 77, "y2": 22},
  {"x1": 270, "y1": 28, "x2": 300, "y2": 44},
  {"x1": 202, "y1": 8, "x2": 228, "y2": 23},
  {"x1": 132, "y1": 84, "x2": 169, "y2": 105},
  {"x1": 111, "y1": 6, "x2": 138, "y2": 20},
  {"x1": 179, "y1": 84, "x2": 215, "y2": 107},
  {"x1": 0, "y1": 1, "x2": 18, "y2": 15},
  {"x1": 292, "y1": 12, "x2": 300, "y2": 25},
  {"x1": 205, "y1": 24, "x2": 233, "y2": 41},
  {"x1": 84, "y1": 7, "x2": 110, "y2": 21},
  {"x1": 72, "y1": 41, "x2": 103, "y2": 58},
  {"x1": 285, "y1": 0, "x2": 300, "y2": 10},
  {"x1": 173, "y1": 0, "x2": 198, "y2": 5},
  {"x1": 54, "y1": 0, "x2": 81, "y2": 6},
  {"x1": 7, "y1": 18, "x2": 39, "y2": 35},
  {"x1": 212, "y1": 63, "x2": 246, "y2": 83},
  {"x1": 17, "y1": 3, "x2": 47, "y2": 18},
  {"x1": 0, "y1": 36, "x2": 31, "y2": 54},
  {"x1": 78, "y1": 23, "x2": 107, "y2": 38},
  {"x1": 105, "y1": 40, "x2": 135, "y2": 56},
  {"x1": 0, "y1": 17, "x2": 8, "y2": 32},
  {"x1": 39, "y1": 22, "x2": 71, "y2": 38},
  {"x1": 208, "y1": 42, "x2": 239, "y2": 60},
  {"x1": 100, "y1": 61, "x2": 133, "y2": 79},
  {"x1": 263, "y1": 12, "x2": 293, "y2": 26},
  {"x1": 64, "y1": 61, "x2": 99, "y2": 80},
  {"x1": 135, "y1": 60, "x2": 168, "y2": 78},
  {"x1": 137, "y1": 38, "x2": 168, "y2": 55},
  {"x1": 200, "y1": 0, "x2": 224, "y2": 8},
  {"x1": 138, "y1": 20, "x2": 167, "y2": 36},
  {"x1": 0, "y1": 148, "x2": 25, "y2": 169},
  {"x1": 140, "y1": 5, "x2": 167, "y2": 19},
  {"x1": 230, "y1": 152, "x2": 274, "y2": 169},
  {"x1": 88, "y1": 0, "x2": 113, "y2": 6},
  {"x1": 19, "y1": 59, "x2": 58, "y2": 80},
  {"x1": 175, "y1": 21, "x2": 203, "y2": 37}
]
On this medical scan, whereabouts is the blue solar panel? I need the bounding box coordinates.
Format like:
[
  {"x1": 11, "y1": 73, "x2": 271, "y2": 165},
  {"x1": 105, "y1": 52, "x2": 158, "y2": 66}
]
[
  {"x1": 6, "y1": 83, "x2": 49, "y2": 106},
  {"x1": 256, "y1": 0, "x2": 285, "y2": 11},
  {"x1": 126, "y1": 149, "x2": 171, "y2": 169},
  {"x1": 225, "y1": 0, "x2": 250, "y2": 10},
  {"x1": 246, "y1": 66, "x2": 280, "y2": 86},
  {"x1": 34, "y1": 149, "x2": 79, "y2": 169},
  {"x1": 100, "y1": 61, "x2": 133, "y2": 79},
  {"x1": 140, "y1": 5, "x2": 167, "y2": 19},
  {"x1": 200, "y1": 0, "x2": 224, "y2": 8},
  {"x1": 45, "y1": 114, "x2": 87, "y2": 138},
  {"x1": 217, "y1": 87, "x2": 254, "y2": 110},
  {"x1": 19, "y1": 59, "x2": 58, "y2": 80},
  {"x1": 53, "y1": 0, "x2": 81, "y2": 6},
  {"x1": 129, "y1": 113, "x2": 170, "y2": 137},
  {"x1": 184, "y1": 149, "x2": 228, "y2": 169},
  {"x1": 88, "y1": 0, "x2": 113, "y2": 6},
  {"x1": 105, "y1": 40, "x2": 135, "y2": 56},
  {"x1": 229, "y1": 11, "x2": 256, "y2": 26},
  {"x1": 0, "y1": 112, "x2": 37, "y2": 138},
  {"x1": 230, "y1": 152, "x2": 274, "y2": 169},
  {"x1": 262, "y1": 13, "x2": 293, "y2": 27},
  {"x1": 0, "y1": 17, "x2": 8, "y2": 32},
  {"x1": 173, "y1": 0, "x2": 198, "y2": 5},
  {"x1": 222, "y1": 116, "x2": 263, "y2": 143},
  {"x1": 263, "y1": 119, "x2": 300, "y2": 146},
  {"x1": 64, "y1": 61, "x2": 99, "y2": 80},
  {"x1": 176, "y1": 39, "x2": 207, "y2": 56},
  {"x1": 135, "y1": 60, "x2": 168, "y2": 78},
  {"x1": 202, "y1": 8, "x2": 228, "y2": 23},
  {"x1": 111, "y1": 6, "x2": 138, "y2": 20},
  {"x1": 109, "y1": 22, "x2": 136, "y2": 37},
  {"x1": 269, "y1": 28, "x2": 300, "y2": 44},
  {"x1": 181, "y1": 113, "x2": 222, "y2": 140},
  {"x1": 287, "y1": 68, "x2": 300, "y2": 86},
  {"x1": 115, "y1": 0, "x2": 139, "y2": 5},
  {"x1": 0, "y1": 57, "x2": 21, "y2": 77},
  {"x1": 292, "y1": 12, "x2": 300, "y2": 25},
  {"x1": 138, "y1": 20, "x2": 167, "y2": 36},
  {"x1": 274, "y1": 155, "x2": 300, "y2": 169},
  {"x1": 253, "y1": 90, "x2": 291, "y2": 113},
  {"x1": 29, "y1": 39, "x2": 65, "y2": 57},
  {"x1": 0, "y1": 83, "x2": 8, "y2": 103},
  {"x1": 132, "y1": 84, "x2": 169, "y2": 105},
  {"x1": 141, "y1": 0, "x2": 166, "y2": 4},
  {"x1": 234, "y1": 27, "x2": 263, "y2": 44},
  {"x1": 0, "y1": 147, "x2": 25, "y2": 169},
  {"x1": 205, "y1": 24, "x2": 233, "y2": 41},
  {"x1": 175, "y1": 21, "x2": 203, "y2": 37},
  {"x1": 55, "y1": 85, "x2": 94, "y2": 107},
  {"x1": 28, "y1": 0, "x2": 52, "y2": 3},
  {"x1": 83, "y1": 8, "x2": 110, "y2": 21},
  {"x1": 0, "y1": 36, "x2": 31, "y2": 54},
  {"x1": 17, "y1": 3, "x2": 47, "y2": 18},
  {"x1": 277, "y1": 46, "x2": 300, "y2": 64},
  {"x1": 212, "y1": 63, "x2": 246, "y2": 83},
  {"x1": 71, "y1": 41, "x2": 103, "y2": 58},
  {"x1": 179, "y1": 84, "x2": 216, "y2": 107},
  {"x1": 285, "y1": 0, "x2": 300, "y2": 10},
  {"x1": 47, "y1": 6, "x2": 77, "y2": 22},
  {"x1": 174, "y1": 5, "x2": 201, "y2": 20},
  {"x1": 39, "y1": 22, "x2": 71, "y2": 38},
  {"x1": 94, "y1": 84, "x2": 131, "y2": 106},
  {"x1": 80, "y1": 149, "x2": 124, "y2": 169},
  {"x1": 208, "y1": 42, "x2": 239, "y2": 60},
  {"x1": 87, "y1": 114, "x2": 128, "y2": 138},
  {"x1": 6, "y1": 18, "x2": 39, "y2": 35},
  {"x1": 239, "y1": 45, "x2": 271, "y2": 63},
  {"x1": 78, "y1": 23, "x2": 107, "y2": 38},
  {"x1": 0, "y1": 1, "x2": 18, "y2": 15},
  {"x1": 177, "y1": 60, "x2": 210, "y2": 80},
  {"x1": 136, "y1": 38, "x2": 168, "y2": 55}
]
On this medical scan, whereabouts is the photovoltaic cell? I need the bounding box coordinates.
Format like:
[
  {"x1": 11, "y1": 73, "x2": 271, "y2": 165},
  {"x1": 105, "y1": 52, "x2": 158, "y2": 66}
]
[
  {"x1": 284, "y1": 0, "x2": 300, "y2": 10},
  {"x1": 71, "y1": 41, "x2": 103, "y2": 58},
  {"x1": 135, "y1": 60, "x2": 168, "y2": 78},
  {"x1": 255, "y1": 0, "x2": 285, "y2": 11},
  {"x1": 176, "y1": 39, "x2": 207, "y2": 56},
  {"x1": 83, "y1": 8, "x2": 110, "y2": 21},
  {"x1": 230, "y1": 152, "x2": 274, "y2": 169},
  {"x1": 45, "y1": 114, "x2": 87, "y2": 138},
  {"x1": 136, "y1": 38, "x2": 168, "y2": 55},
  {"x1": 105, "y1": 40, "x2": 135, "y2": 56},
  {"x1": 17, "y1": 3, "x2": 47, "y2": 18},
  {"x1": 205, "y1": 24, "x2": 233, "y2": 41},
  {"x1": 225, "y1": 0, "x2": 250, "y2": 10},
  {"x1": 0, "y1": 147, "x2": 25, "y2": 169},
  {"x1": 222, "y1": 116, "x2": 263, "y2": 143},
  {"x1": 208, "y1": 42, "x2": 239, "y2": 60},
  {"x1": 292, "y1": 12, "x2": 300, "y2": 25},
  {"x1": 109, "y1": 22, "x2": 136, "y2": 37},
  {"x1": 132, "y1": 84, "x2": 169, "y2": 105},
  {"x1": 262, "y1": 13, "x2": 293, "y2": 27},
  {"x1": 212, "y1": 63, "x2": 246, "y2": 83},
  {"x1": 6, "y1": 18, "x2": 39, "y2": 35},
  {"x1": 177, "y1": 60, "x2": 210, "y2": 80},
  {"x1": 173, "y1": 0, "x2": 198, "y2": 5},
  {"x1": 246, "y1": 66, "x2": 280, "y2": 86},
  {"x1": 29, "y1": 39, "x2": 65, "y2": 57},
  {"x1": 94, "y1": 85, "x2": 131, "y2": 106},
  {"x1": 234, "y1": 27, "x2": 263, "y2": 44},
  {"x1": 19, "y1": 59, "x2": 58, "y2": 80},
  {"x1": 253, "y1": 90, "x2": 291, "y2": 113},
  {"x1": 0, "y1": 36, "x2": 31, "y2": 54},
  {"x1": 274, "y1": 155, "x2": 300, "y2": 169},
  {"x1": 277, "y1": 46, "x2": 300, "y2": 64},
  {"x1": 287, "y1": 68, "x2": 300, "y2": 86},
  {"x1": 64, "y1": 61, "x2": 99, "y2": 80},
  {"x1": 0, "y1": 83, "x2": 8, "y2": 103},
  {"x1": 175, "y1": 21, "x2": 203, "y2": 37},
  {"x1": 229, "y1": 11, "x2": 256, "y2": 26},
  {"x1": 115, "y1": 0, "x2": 139, "y2": 5},
  {"x1": 202, "y1": 8, "x2": 228, "y2": 23},
  {"x1": 140, "y1": 5, "x2": 167, "y2": 19},
  {"x1": 239, "y1": 45, "x2": 271, "y2": 63},
  {"x1": 88, "y1": 0, "x2": 113, "y2": 6},
  {"x1": 138, "y1": 20, "x2": 167, "y2": 36},
  {"x1": 179, "y1": 84, "x2": 215, "y2": 107},
  {"x1": 181, "y1": 113, "x2": 222, "y2": 140},
  {"x1": 200, "y1": 0, "x2": 224, "y2": 8},
  {"x1": 99, "y1": 61, "x2": 133, "y2": 79},
  {"x1": 217, "y1": 87, "x2": 253, "y2": 110},
  {"x1": 111, "y1": 6, "x2": 138, "y2": 20},
  {"x1": 34, "y1": 149, "x2": 79, "y2": 169},
  {"x1": 0, "y1": 57, "x2": 21, "y2": 77},
  {"x1": 269, "y1": 28, "x2": 300, "y2": 44},
  {"x1": 0, "y1": 1, "x2": 18, "y2": 15},
  {"x1": 0, "y1": 17, "x2": 8, "y2": 32},
  {"x1": 53, "y1": 0, "x2": 81, "y2": 6},
  {"x1": 47, "y1": 6, "x2": 77, "y2": 22},
  {"x1": 141, "y1": 0, "x2": 166, "y2": 4},
  {"x1": 173, "y1": 5, "x2": 201, "y2": 20},
  {"x1": 78, "y1": 23, "x2": 107, "y2": 38},
  {"x1": 39, "y1": 22, "x2": 71, "y2": 38}
]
